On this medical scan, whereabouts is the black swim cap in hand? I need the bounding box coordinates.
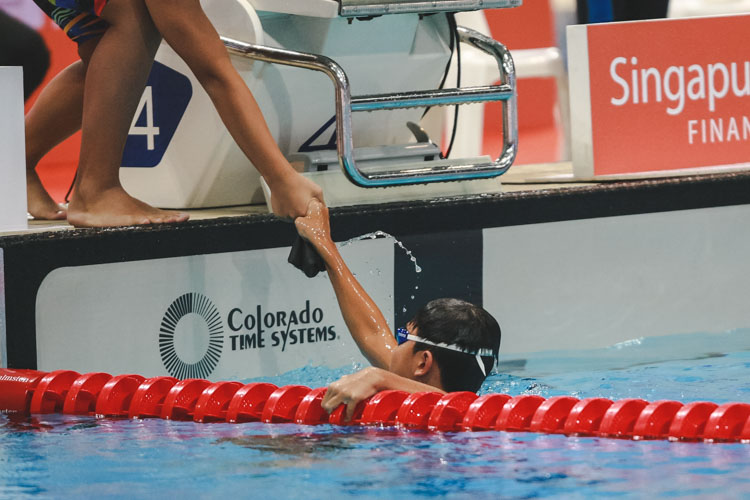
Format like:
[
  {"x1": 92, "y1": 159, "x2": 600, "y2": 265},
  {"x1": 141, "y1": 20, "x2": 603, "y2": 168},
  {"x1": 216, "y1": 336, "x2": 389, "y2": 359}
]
[{"x1": 288, "y1": 235, "x2": 327, "y2": 278}]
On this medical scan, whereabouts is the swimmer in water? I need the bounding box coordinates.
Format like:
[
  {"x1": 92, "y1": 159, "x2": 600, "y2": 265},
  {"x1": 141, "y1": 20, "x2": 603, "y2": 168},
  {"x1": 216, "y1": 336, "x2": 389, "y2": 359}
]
[{"x1": 294, "y1": 200, "x2": 501, "y2": 421}]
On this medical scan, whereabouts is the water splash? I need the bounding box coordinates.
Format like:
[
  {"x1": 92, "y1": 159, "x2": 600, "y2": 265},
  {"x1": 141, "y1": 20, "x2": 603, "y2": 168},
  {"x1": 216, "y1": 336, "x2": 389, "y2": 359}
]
[{"x1": 340, "y1": 231, "x2": 422, "y2": 273}]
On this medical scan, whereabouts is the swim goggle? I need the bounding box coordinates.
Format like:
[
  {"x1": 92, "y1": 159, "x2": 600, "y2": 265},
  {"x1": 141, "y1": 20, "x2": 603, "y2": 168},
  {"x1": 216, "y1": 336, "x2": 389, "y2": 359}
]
[{"x1": 395, "y1": 328, "x2": 495, "y2": 376}]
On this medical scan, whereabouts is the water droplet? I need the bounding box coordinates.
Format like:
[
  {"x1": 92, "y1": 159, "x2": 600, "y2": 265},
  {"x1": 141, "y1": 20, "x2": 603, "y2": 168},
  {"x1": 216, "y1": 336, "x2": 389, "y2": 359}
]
[{"x1": 339, "y1": 230, "x2": 422, "y2": 274}]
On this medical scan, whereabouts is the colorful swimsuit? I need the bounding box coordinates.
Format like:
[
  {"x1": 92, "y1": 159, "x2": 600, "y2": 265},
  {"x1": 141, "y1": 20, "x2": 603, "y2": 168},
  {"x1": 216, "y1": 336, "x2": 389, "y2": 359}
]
[{"x1": 33, "y1": 0, "x2": 109, "y2": 44}]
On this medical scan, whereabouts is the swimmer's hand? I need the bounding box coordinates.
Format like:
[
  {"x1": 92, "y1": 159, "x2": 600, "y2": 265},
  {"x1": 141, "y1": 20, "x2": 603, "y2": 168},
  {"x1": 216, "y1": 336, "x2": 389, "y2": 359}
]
[
  {"x1": 288, "y1": 199, "x2": 331, "y2": 277},
  {"x1": 294, "y1": 199, "x2": 331, "y2": 247},
  {"x1": 322, "y1": 367, "x2": 445, "y2": 422},
  {"x1": 269, "y1": 171, "x2": 324, "y2": 220},
  {"x1": 321, "y1": 367, "x2": 386, "y2": 422}
]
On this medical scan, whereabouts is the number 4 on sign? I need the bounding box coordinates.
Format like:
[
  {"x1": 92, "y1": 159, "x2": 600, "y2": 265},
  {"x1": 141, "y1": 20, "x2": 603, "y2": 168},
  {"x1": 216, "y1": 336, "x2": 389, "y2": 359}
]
[{"x1": 129, "y1": 86, "x2": 160, "y2": 151}]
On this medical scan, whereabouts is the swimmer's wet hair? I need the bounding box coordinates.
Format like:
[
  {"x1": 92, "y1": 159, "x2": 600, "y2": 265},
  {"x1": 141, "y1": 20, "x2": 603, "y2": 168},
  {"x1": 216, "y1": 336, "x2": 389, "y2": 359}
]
[{"x1": 410, "y1": 298, "x2": 501, "y2": 393}]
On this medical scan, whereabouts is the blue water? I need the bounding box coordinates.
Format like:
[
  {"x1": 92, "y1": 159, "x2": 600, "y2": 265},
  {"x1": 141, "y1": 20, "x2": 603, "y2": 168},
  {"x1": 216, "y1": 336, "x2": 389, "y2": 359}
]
[{"x1": 3, "y1": 331, "x2": 750, "y2": 499}]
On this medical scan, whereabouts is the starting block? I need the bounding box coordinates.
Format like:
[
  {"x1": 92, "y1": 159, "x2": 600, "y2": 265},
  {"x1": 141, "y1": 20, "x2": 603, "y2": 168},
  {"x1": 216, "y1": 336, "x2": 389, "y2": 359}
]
[{"x1": 119, "y1": 0, "x2": 521, "y2": 208}]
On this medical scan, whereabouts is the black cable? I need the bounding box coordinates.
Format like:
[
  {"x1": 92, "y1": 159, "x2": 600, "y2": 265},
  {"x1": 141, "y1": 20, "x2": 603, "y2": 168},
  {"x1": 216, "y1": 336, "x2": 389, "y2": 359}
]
[
  {"x1": 421, "y1": 13, "x2": 455, "y2": 120},
  {"x1": 417, "y1": 14, "x2": 461, "y2": 159},
  {"x1": 443, "y1": 13, "x2": 460, "y2": 159},
  {"x1": 64, "y1": 171, "x2": 77, "y2": 204}
]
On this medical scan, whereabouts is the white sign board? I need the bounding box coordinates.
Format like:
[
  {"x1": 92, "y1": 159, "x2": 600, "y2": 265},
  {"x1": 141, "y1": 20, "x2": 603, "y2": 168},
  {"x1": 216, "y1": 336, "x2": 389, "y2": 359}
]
[
  {"x1": 0, "y1": 67, "x2": 27, "y2": 232},
  {"x1": 35, "y1": 239, "x2": 393, "y2": 380}
]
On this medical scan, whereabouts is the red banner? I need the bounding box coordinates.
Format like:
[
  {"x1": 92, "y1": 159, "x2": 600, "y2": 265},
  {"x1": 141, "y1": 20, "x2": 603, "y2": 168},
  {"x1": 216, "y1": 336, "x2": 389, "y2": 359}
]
[{"x1": 570, "y1": 15, "x2": 750, "y2": 177}]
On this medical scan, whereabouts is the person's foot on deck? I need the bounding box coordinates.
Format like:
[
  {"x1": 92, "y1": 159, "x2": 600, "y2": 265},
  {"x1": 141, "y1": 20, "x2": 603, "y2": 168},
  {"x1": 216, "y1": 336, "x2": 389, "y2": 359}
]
[
  {"x1": 67, "y1": 186, "x2": 190, "y2": 227},
  {"x1": 26, "y1": 169, "x2": 67, "y2": 221}
]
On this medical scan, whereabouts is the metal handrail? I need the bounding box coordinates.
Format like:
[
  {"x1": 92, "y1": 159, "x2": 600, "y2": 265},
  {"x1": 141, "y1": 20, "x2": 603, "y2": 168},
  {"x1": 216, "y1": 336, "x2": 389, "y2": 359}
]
[
  {"x1": 337, "y1": 0, "x2": 522, "y2": 17},
  {"x1": 222, "y1": 25, "x2": 517, "y2": 187},
  {"x1": 351, "y1": 85, "x2": 513, "y2": 111}
]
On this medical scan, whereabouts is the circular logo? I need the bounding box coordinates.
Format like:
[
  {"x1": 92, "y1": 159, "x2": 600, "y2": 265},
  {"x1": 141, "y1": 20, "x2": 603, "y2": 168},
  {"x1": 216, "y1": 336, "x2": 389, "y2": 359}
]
[{"x1": 159, "y1": 293, "x2": 223, "y2": 379}]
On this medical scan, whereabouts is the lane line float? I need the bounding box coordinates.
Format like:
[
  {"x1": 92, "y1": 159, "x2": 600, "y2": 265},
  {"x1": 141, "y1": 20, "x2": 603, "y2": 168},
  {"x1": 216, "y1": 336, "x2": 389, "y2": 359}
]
[{"x1": 2, "y1": 369, "x2": 748, "y2": 443}]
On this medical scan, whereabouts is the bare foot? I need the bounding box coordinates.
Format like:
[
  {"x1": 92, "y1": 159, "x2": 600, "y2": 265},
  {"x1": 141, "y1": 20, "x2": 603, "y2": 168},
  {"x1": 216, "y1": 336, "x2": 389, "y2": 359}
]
[
  {"x1": 27, "y1": 169, "x2": 67, "y2": 221},
  {"x1": 67, "y1": 186, "x2": 190, "y2": 228}
]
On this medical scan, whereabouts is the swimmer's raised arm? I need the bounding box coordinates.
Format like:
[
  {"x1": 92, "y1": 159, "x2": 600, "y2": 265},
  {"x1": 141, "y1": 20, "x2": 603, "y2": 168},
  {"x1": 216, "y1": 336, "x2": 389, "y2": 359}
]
[{"x1": 295, "y1": 200, "x2": 397, "y2": 369}]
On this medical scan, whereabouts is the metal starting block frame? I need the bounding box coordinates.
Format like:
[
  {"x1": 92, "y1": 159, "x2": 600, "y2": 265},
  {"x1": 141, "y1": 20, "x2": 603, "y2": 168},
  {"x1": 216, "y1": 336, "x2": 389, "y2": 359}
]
[
  {"x1": 338, "y1": 0, "x2": 522, "y2": 16},
  {"x1": 222, "y1": 11, "x2": 518, "y2": 188}
]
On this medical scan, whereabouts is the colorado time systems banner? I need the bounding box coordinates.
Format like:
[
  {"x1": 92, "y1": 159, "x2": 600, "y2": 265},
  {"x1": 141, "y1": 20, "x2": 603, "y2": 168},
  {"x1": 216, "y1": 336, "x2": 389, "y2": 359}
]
[
  {"x1": 34, "y1": 240, "x2": 392, "y2": 380},
  {"x1": 568, "y1": 14, "x2": 750, "y2": 178}
]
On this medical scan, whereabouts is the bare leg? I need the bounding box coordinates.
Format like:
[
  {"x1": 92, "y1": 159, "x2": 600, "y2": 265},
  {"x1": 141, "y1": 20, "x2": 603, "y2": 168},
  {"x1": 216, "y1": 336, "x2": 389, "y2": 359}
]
[
  {"x1": 24, "y1": 39, "x2": 102, "y2": 220},
  {"x1": 67, "y1": 0, "x2": 189, "y2": 227},
  {"x1": 143, "y1": 0, "x2": 323, "y2": 219},
  {"x1": 24, "y1": 60, "x2": 85, "y2": 220}
]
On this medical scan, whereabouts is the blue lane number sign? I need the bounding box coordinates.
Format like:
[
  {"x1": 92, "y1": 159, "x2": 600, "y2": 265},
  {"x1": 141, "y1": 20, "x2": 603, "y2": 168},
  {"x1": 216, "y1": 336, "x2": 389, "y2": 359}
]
[{"x1": 122, "y1": 62, "x2": 193, "y2": 168}]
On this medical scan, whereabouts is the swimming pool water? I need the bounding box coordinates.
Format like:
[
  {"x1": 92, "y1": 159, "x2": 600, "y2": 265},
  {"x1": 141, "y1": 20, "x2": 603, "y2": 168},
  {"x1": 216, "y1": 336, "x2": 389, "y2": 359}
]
[{"x1": 3, "y1": 330, "x2": 750, "y2": 499}]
